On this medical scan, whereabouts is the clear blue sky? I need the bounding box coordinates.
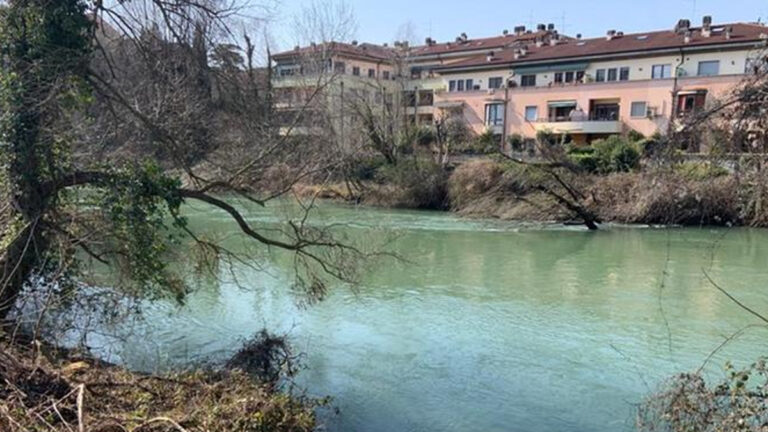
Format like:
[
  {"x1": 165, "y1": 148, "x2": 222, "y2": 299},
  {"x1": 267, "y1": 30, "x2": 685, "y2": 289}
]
[{"x1": 269, "y1": 0, "x2": 768, "y2": 50}]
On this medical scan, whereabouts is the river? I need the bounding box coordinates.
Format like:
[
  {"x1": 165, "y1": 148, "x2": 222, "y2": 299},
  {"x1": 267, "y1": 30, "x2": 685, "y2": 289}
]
[{"x1": 86, "y1": 200, "x2": 768, "y2": 432}]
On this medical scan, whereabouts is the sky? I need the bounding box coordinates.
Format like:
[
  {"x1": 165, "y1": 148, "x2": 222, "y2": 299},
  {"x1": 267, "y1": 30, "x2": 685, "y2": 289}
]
[{"x1": 267, "y1": 0, "x2": 768, "y2": 51}]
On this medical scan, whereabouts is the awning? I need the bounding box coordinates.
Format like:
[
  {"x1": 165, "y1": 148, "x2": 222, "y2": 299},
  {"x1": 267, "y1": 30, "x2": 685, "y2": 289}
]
[
  {"x1": 677, "y1": 89, "x2": 708, "y2": 95},
  {"x1": 547, "y1": 100, "x2": 578, "y2": 108},
  {"x1": 435, "y1": 101, "x2": 464, "y2": 109},
  {"x1": 513, "y1": 62, "x2": 589, "y2": 75}
]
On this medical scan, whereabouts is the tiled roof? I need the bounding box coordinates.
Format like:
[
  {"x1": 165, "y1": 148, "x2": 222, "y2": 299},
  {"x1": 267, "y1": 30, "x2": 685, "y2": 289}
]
[
  {"x1": 273, "y1": 41, "x2": 395, "y2": 62},
  {"x1": 409, "y1": 31, "x2": 555, "y2": 56},
  {"x1": 438, "y1": 23, "x2": 768, "y2": 71}
]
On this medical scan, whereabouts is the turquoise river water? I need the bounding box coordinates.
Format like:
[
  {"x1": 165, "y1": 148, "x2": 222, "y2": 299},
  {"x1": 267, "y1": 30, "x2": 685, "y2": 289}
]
[{"x1": 87, "y1": 201, "x2": 768, "y2": 432}]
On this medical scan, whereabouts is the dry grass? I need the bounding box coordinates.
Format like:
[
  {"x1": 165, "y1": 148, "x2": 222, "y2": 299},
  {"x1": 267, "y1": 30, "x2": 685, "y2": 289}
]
[{"x1": 0, "y1": 341, "x2": 321, "y2": 432}]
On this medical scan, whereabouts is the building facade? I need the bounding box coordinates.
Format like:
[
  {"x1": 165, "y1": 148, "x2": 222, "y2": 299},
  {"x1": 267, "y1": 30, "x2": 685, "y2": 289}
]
[{"x1": 273, "y1": 17, "x2": 768, "y2": 146}]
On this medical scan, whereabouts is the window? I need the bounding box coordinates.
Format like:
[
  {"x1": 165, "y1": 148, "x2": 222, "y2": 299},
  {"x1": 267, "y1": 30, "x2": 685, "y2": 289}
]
[
  {"x1": 485, "y1": 103, "x2": 505, "y2": 126},
  {"x1": 449, "y1": 80, "x2": 457, "y2": 92},
  {"x1": 596, "y1": 69, "x2": 606, "y2": 82},
  {"x1": 457, "y1": 80, "x2": 465, "y2": 91},
  {"x1": 279, "y1": 68, "x2": 295, "y2": 77},
  {"x1": 576, "y1": 71, "x2": 585, "y2": 82},
  {"x1": 524, "y1": 106, "x2": 538, "y2": 122},
  {"x1": 652, "y1": 64, "x2": 672, "y2": 79},
  {"x1": 352, "y1": 66, "x2": 360, "y2": 76},
  {"x1": 520, "y1": 75, "x2": 536, "y2": 87},
  {"x1": 383, "y1": 71, "x2": 390, "y2": 80},
  {"x1": 607, "y1": 68, "x2": 618, "y2": 81},
  {"x1": 630, "y1": 101, "x2": 648, "y2": 118},
  {"x1": 411, "y1": 68, "x2": 422, "y2": 79},
  {"x1": 565, "y1": 71, "x2": 575, "y2": 83},
  {"x1": 488, "y1": 77, "x2": 503, "y2": 89},
  {"x1": 418, "y1": 90, "x2": 434, "y2": 107},
  {"x1": 677, "y1": 92, "x2": 707, "y2": 116},
  {"x1": 619, "y1": 67, "x2": 630, "y2": 81},
  {"x1": 368, "y1": 68, "x2": 376, "y2": 78},
  {"x1": 466, "y1": 79, "x2": 475, "y2": 90},
  {"x1": 697, "y1": 60, "x2": 720, "y2": 76},
  {"x1": 554, "y1": 72, "x2": 564, "y2": 83},
  {"x1": 334, "y1": 62, "x2": 346, "y2": 74}
]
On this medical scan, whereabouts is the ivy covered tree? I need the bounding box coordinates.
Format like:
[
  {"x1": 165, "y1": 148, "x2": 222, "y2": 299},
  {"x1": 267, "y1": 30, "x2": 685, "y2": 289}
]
[{"x1": 0, "y1": 0, "x2": 369, "y2": 322}]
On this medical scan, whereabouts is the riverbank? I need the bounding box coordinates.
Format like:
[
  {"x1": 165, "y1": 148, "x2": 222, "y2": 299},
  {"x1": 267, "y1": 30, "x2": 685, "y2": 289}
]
[
  {"x1": 293, "y1": 157, "x2": 768, "y2": 228},
  {"x1": 0, "y1": 338, "x2": 321, "y2": 432}
]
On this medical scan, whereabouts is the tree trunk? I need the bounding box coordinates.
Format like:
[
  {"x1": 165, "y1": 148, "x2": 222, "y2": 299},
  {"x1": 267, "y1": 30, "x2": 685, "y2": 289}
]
[{"x1": 0, "y1": 225, "x2": 43, "y2": 321}]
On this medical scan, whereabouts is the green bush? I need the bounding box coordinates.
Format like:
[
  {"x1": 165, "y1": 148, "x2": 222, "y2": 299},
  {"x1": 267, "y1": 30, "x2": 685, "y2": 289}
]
[
  {"x1": 464, "y1": 129, "x2": 500, "y2": 154},
  {"x1": 627, "y1": 129, "x2": 645, "y2": 143},
  {"x1": 507, "y1": 133, "x2": 525, "y2": 152},
  {"x1": 569, "y1": 136, "x2": 641, "y2": 174},
  {"x1": 674, "y1": 161, "x2": 729, "y2": 180},
  {"x1": 350, "y1": 155, "x2": 387, "y2": 180}
]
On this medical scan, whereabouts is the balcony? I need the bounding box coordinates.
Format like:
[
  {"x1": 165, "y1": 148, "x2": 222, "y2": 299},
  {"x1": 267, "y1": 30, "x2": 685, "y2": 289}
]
[{"x1": 532, "y1": 118, "x2": 623, "y2": 135}]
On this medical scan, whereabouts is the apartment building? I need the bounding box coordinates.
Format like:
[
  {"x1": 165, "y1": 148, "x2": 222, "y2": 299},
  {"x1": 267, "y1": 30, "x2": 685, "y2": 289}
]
[{"x1": 272, "y1": 17, "x2": 768, "y2": 145}]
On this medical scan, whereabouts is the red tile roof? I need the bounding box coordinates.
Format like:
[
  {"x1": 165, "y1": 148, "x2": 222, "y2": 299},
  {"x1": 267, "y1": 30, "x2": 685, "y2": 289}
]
[
  {"x1": 438, "y1": 23, "x2": 768, "y2": 71},
  {"x1": 273, "y1": 42, "x2": 395, "y2": 62},
  {"x1": 409, "y1": 30, "x2": 556, "y2": 57}
]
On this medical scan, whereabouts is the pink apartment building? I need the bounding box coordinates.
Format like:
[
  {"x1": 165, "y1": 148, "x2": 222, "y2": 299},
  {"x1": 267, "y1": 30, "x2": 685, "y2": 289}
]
[{"x1": 273, "y1": 17, "x2": 768, "y2": 146}]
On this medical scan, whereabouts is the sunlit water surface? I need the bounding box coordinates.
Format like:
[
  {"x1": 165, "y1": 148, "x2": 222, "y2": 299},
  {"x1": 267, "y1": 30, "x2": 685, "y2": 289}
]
[{"x1": 81, "y1": 201, "x2": 768, "y2": 432}]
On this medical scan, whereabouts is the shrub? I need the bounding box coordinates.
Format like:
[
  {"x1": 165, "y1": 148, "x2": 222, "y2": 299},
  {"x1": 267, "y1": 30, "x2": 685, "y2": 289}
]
[
  {"x1": 674, "y1": 161, "x2": 729, "y2": 181},
  {"x1": 462, "y1": 129, "x2": 500, "y2": 154},
  {"x1": 349, "y1": 154, "x2": 387, "y2": 180},
  {"x1": 507, "y1": 133, "x2": 525, "y2": 152},
  {"x1": 590, "y1": 136, "x2": 641, "y2": 174},
  {"x1": 627, "y1": 129, "x2": 645, "y2": 143},
  {"x1": 448, "y1": 160, "x2": 503, "y2": 208},
  {"x1": 375, "y1": 159, "x2": 449, "y2": 209}
]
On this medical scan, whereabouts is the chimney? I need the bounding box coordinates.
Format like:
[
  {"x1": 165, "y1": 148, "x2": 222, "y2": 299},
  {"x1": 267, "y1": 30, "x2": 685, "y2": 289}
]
[
  {"x1": 535, "y1": 36, "x2": 544, "y2": 47},
  {"x1": 684, "y1": 30, "x2": 692, "y2": 44},
  {"x1": 537, "y1": 23, "x2": 546, "y2": 32},
  {"x1": 351, "y1": 40, "x2": 358, "y2": 46},
  {"x1": 702, "y1": 15, "x2": 713, "y2": 37},
  {"x1": 514, "y1": 25, "x2": 526, "y2": 35},
  {"x1": 675, "y1": 19, "x2": 691, "y2": 34},
  {"x1": 486, "y1": 51, "x2": 495, "y2": 62},
  {"x1": 550, "y1": 34, "x2": 561, "y2": 46},
  {"x1": 461, "y1": 32, "x2": 468, "y2": 42},
  {"x1": 425, "y1": 37, "x2": 432, "y2": 45},
  {"x1": 548, "y1": 23, "x2": 555, "y2": 31},
  {"x1": 576, "y1": 33, "x2": 582, "y2": 40},
  {"x1": 294, "y1": 45, "x2": 300, "y2": 51},
  {"x1": 606, "y1": 29, "x2": 617, "y2": 40},
  {"x1": 725, "y1": 26, "x2": 733, "y2": 39},
  {"x1": 383, "y1": 43, "x2": 388, "y2": 47},
  {"x1": 503, "y1": 29, "x2": 509, "y2": 36}
]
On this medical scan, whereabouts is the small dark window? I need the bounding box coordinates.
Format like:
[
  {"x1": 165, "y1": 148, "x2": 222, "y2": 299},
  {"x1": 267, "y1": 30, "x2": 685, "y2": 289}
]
[
  {"x1": 565, "y1": 71, "x2": 575, "y2": 83},
  {"x1": 488, "y1": 77, "x2": 503, "y2": 89},
  {"x1": 334, "y1": 62, "x2": 346, "y2": 74},
  {"x1": 576, "y1": 71, "x2": 585, "y2": 82},
  {"x1": 368, "y1": 69, "x2": 376, "y2": 78},
  {"x1": 607, "y1": 68, "x2": 618, "y2": 81},
  {"x1": 466, "y1": 79, "x2": 474, "y2": 90},
  {"x1": 596, "y1": 69, "x2": 606, "y2": 82},
  {"x1": 457, "y1": 80, "x2": 465, "y2": 91},
  {"x1": 554, "y1": 72, "x2": 563, "y2": 83},
  {"x1": 619, "y1": 67, "x2": 630, "y2": 81},
  {"x1": 352, "y1": 66, "x2": 360, "y2": 76},
  {"x1": 449, "y1": 80, "x2": 457, "y2": 92},
  {"x1": 383, "y1": 71, "x2": 390, "y2": 80},
  {"x1": 521, "y1": 75, "x2": 536, "y2": 87}
]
